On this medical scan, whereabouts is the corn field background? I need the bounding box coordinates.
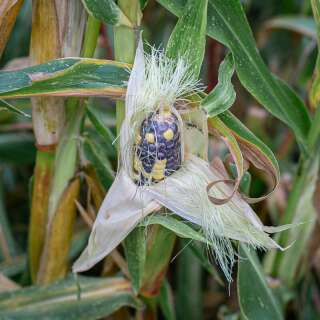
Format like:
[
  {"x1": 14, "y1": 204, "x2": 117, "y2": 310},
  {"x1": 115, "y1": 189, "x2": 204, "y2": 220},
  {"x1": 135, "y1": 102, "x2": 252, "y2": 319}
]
[{"x1": 1, "y1": 0, "x2": 320, "y2": 319}]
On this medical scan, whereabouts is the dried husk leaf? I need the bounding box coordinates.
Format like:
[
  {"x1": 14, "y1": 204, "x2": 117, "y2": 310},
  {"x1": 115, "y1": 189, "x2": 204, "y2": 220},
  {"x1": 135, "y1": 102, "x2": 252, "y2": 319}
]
[
  {"x1": 0, "y1": 0, "x2": 24, "y2": 58},
  {"x1": 37, "y1": 178, "x2": 80, "y2": 284},
  {"x1": 73, "y1": 171, "x2": 160, "y2": 272}
]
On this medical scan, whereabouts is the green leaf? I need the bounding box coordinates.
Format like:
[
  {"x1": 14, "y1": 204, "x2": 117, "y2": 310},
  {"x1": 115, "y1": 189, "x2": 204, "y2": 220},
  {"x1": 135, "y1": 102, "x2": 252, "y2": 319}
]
[
  {"x1": 86, "y1": 106, "x2": 116, "y2": 151},
  {"x1": 0, "y1": 58, "x2": 129, "y2": 99},
  {"x1": 158, "y1": 279, "x2": 176, "y2": 320},
  {"x1": 82, "y1": 0, "x2": 133, "y2": 27},
  {"x1": 82, "y1": 137, "x2": 115, "y2": 190},
  {"x1": 201, "y1": 53, "x2": 236, "y2": 117},
  {"x1": 124, "y1": 227, "x2": 146, "y2": 294},
  {"x1": 238, "y1": 244, "x2": 283, "y2": 320},
  {"x1": 140, "y1": 0, "x2": 148, "y2": 9},
  {"x1": 140, "y1": 214, "x2": 208, "y2": 244},
  {"x1": 181, "y1": 239, "x2": 223, "y2": 285},
  {"x1": 166, "y1": 0, "x2": 208, "y2": 78},
  {"x1": 158, "y1": 0, "x2": 311, "y2": 149},
  {"x1": 228, "y1": 162, "x2": 252, "y2": 195},
  {"x1": 0, "y1": 99, "x2": 30, "y2": 117},
  {"x1": 176, "y1": 242, "x2": 203, "y2": 320},
  {"x1": 264, "y1": 155, "x2": 319, "y2": 286},
  {"x1": 263, "y1": 16, "x2": 317, "y2": 39},
  {"x1": 0, "y1": 276, "x2": 142, "y2": 319},
  {"x1": 47, "y1": 99, "x2": 84, "y2": 227},
  {"x1": 141, "y1": 225, "x2": 176, "y2": 296}
]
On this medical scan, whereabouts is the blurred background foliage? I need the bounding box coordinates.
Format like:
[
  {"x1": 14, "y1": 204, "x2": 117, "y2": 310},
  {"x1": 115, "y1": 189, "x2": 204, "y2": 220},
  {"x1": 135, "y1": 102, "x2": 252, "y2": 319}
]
[{"x1": 0, "y1": 0, "x2": 320, "y2": 319}]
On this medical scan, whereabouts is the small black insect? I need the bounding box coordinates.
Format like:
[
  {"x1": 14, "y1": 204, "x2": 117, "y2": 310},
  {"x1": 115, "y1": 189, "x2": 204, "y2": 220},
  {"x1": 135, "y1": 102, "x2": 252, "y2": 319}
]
[{"x1": 134, "y1": 108, "x2": 182, "y2": 185}]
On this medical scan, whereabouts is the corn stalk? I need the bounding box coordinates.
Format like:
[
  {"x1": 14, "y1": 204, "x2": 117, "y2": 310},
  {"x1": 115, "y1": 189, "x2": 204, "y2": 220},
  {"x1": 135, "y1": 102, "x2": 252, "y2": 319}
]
[
  {"x1": 28, "y1": 0, "x2": 90, "y2": 284},
  {"x1": 28, "y1": 0, "x2": 66, "y2": 282},
  {"x1": 36, "y1": 12, "x2": 99, "y2": 285}
]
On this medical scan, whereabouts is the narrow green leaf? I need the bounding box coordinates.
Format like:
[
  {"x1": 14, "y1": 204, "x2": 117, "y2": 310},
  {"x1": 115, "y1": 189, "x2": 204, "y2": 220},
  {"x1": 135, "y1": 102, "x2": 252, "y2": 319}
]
[
  {"x1": 176, "y1": 241, "x2": 203, "y2": 320},
  {"x1": 158, "y1": 0, "x2": 311, "y2": 149},
  {"x1": 266, "y1": 155, "x2": 319, "y2": 286},
  {"x1": 228, "y1": 163, "x2": 252, "y2": 195},
  {"x1": 238, "y1": 244, "x2": 283, "y2": 320},
  {"x1": 0, "y1": 58, "x2": 129, "y2": 99},
  {"x1": 201, "y1": 53, "x2": 236, "y2": 117},
  {"x1": 81, "y1": 0, "x2": 133, "y2": 27},
  {"x1": 0, "y1": 276, "x2": 142, "y2": 319},
  {"x1": 263, "y1": 16, "x2": 317, "y2": 39},
  {"x1": 166, "y1": 0, "x2": 208, "y2": 78},
  {"x1": 140, "y1": 214, "x2": 208, "y2": 244},
  {"x1": 69, "y1": 230, "x2": 90, "y2": 261},
  {"x1": 141, "y1": 225, "x2": 176, "y2": 296},
  {"x1": 140, "y1": 0, "x2": 148, "y2": 9},
  {"x1": 82, "y1": 137, "x2": 115, "y2": 190},
  {"x1": 159, "y1": 279, "x2": 176, "y2": 320},
  {"x1": 86, "y1": 106, "x2": 116, "y2": 150},
  {"x1": 0, "y1": 99, "x2": 30, "y2": 117},
  {"x1": 181, "y1": 240, "x2": 223, "y2": 285},
  {"x1": 124, "y1": 227, "x2": 146, "y2": 294},
  {"x1": 47, "y1": 100, "x2": 83, "y2": 226}
]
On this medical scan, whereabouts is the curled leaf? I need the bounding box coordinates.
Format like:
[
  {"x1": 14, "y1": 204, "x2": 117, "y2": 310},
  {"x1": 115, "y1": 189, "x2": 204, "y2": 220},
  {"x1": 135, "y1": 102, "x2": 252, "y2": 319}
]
[
  {"x1": 217, "y1": 111, "x2": 280, "y2": 204},
  {"x1": 207, "y1": 116, "x2": 244, "y2": 205}
]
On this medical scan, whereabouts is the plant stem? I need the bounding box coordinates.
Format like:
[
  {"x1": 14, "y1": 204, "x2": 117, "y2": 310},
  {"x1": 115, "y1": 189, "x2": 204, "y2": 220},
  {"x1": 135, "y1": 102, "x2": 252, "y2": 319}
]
[
  {"x1": 114, "y1": 0, "x2": 141, "y2": 135},
  {"x1": 29, "y1": 150, "x2": 54, "y2": 282},
  {"x1": 28, "y1": 0, "x2": 65, "y2": 284},
  {"x1": 37, "y1": 178, "x2": 80, "y2": 284},
  {"x1": 37, "y1": 14, "x2": 100, "y2": 284}
]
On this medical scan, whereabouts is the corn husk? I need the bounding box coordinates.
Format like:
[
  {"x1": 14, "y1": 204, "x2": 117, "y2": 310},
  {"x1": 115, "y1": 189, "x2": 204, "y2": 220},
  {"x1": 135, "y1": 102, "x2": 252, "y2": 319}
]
[{"x1": 73, "y1": 36, "x2": 290, "y2": 281}]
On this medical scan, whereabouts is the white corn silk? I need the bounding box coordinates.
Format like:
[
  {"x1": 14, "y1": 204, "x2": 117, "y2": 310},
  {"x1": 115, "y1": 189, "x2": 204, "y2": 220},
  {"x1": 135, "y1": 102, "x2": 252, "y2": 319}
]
[{"x1": 73, "y1": 36, "x2": 289, "y2": 280}]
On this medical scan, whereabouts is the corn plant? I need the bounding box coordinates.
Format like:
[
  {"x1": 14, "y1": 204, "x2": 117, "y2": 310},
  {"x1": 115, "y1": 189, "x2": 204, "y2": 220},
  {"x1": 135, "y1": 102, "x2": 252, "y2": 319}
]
[{"x1": 0, "y1": 0, "x2": 320, "y2": 319}]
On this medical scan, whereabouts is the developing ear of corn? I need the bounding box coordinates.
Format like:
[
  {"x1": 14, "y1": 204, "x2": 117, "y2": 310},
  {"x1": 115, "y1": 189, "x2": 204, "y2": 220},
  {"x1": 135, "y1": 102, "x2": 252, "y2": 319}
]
[{"x1": 134, "y1": 107, "x2": 182, "y2": 185}]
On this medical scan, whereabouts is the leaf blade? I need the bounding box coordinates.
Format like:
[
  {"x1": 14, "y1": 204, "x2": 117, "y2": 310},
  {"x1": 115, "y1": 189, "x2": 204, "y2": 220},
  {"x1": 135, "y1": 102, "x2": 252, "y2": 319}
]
[
  {"x1": 0, "y1": 58, "x2": 129, "y2": 99},
  {"x1": 238, "y1": 244, "x2": 283, "y2": 320},
  {"x1": 158, "y1": 0, "x2": 311, "y2": 148},
  {"x1": 0, "y1": 276, "x2": 142, "y2": 319},
  {"x1": 81, "y1": 0, "x2": 133, "y2": 27},
  {"x1": 166, "y1": 0, "x2": 208, "y2": 78},
  {"x1": 201, "y1": 53, "x2": 236, "y2": 117}
]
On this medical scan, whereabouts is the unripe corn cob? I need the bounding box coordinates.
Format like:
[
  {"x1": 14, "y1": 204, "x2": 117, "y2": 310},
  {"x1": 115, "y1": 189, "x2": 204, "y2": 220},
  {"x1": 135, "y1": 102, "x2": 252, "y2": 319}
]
[{"x1": 134, "y1": 106, "x2": 182, "y2": 185}]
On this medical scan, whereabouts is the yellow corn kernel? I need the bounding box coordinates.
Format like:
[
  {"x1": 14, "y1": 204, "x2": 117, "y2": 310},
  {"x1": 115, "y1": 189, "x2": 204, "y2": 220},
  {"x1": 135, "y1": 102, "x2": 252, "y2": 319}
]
[
  {"x1": 145, "y1": 133, "x2": 155, "y2": 143},
  {"x1": 163, "y1": 129, "x2": 174, "y2": 141}
]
